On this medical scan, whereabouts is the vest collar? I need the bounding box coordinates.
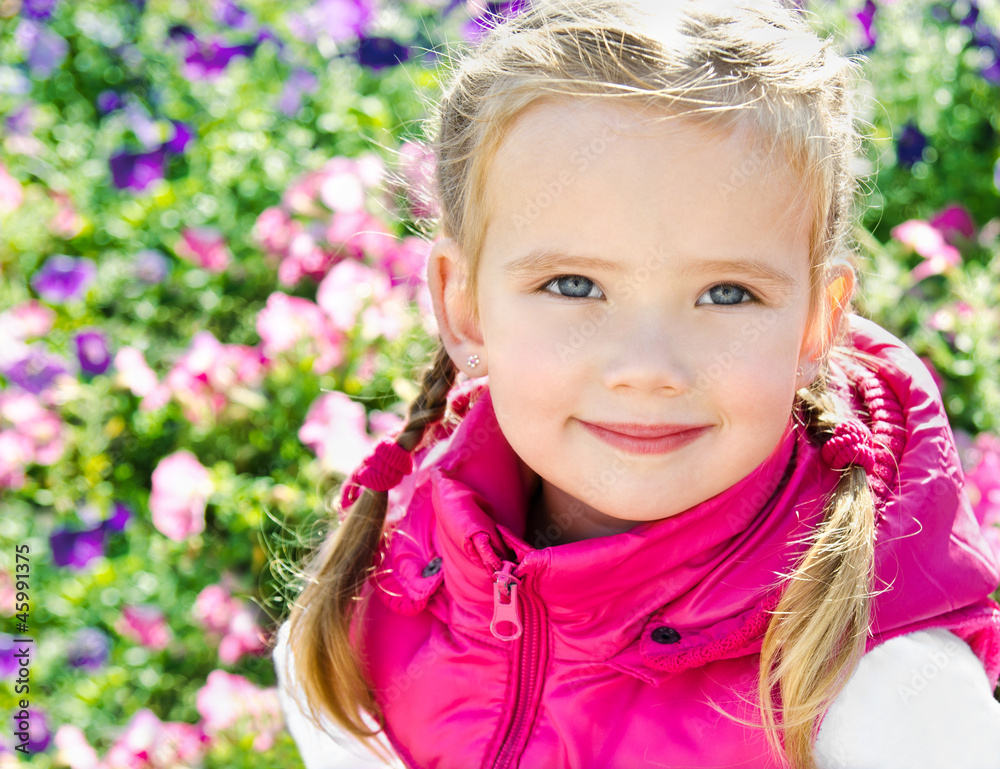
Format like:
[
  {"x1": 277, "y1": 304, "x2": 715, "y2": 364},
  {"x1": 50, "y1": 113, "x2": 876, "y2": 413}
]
[{"x1": 426, "y1": 387, "x2": 835, "y2": 663}]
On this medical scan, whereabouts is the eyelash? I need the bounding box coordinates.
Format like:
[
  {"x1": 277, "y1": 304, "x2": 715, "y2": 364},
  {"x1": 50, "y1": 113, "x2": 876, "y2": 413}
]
[{"x1": 536, "y1": 275, "x2": 762, "y2": 306}]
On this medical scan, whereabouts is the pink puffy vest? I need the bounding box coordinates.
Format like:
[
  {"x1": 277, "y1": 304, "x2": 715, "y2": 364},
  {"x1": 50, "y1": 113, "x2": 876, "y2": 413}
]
[{"x1": 356, "y1": 316, "x2": 1000, "y2": 768}]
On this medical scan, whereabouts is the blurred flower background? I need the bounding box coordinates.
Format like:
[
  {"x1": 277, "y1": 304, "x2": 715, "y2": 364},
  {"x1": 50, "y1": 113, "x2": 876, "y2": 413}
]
[{"x1": 0, "y1": 0, "x2": 998, "y2": 766}]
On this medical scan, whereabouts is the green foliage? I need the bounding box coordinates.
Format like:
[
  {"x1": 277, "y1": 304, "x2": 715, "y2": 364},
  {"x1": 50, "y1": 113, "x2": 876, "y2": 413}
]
[{"x1": 0, "y1": 0, "x2": 998, "y2": 765}]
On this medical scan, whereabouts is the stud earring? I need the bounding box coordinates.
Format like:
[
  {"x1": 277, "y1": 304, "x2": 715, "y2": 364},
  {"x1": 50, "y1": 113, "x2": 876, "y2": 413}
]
[
  {"x1": 467, "y1": 354, "x2": 480, "y2": 370},
  {"x1": 796, "y1": 367, "x2": 804, "y2": 377}
]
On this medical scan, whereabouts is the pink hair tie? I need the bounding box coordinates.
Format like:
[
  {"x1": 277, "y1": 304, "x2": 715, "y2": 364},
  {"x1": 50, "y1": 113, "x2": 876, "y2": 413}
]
[
  {"x1": 339, "y1": 438, "x2": 413, "y2": 511},
  {"x1": 821, "y1": 419, "x2": 878, "y2": 475}
]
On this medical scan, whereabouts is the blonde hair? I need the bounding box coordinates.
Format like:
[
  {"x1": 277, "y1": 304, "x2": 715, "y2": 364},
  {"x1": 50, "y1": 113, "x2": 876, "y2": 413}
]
[{"x1": 288, "y1": 2, "x2": 875, "y2": 767}]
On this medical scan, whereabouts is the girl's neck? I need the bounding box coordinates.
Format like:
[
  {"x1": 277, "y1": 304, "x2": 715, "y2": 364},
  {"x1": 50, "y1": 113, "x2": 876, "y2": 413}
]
[{"x1": 525, "y1": 478, "x2": 645, "y2": 548}]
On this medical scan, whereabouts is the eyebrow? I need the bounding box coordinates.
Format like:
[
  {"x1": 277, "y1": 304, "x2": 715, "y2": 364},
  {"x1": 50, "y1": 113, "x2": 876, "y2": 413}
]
[
  {"x1": 676, "y1": 258, "x2": 798, "y2": 291},
  {"x1": 503, "y1": 249, "x2": 629, "y2": 280},
  {"x1": 503, "y1": 249, "x2": 798, "y2": 291}
]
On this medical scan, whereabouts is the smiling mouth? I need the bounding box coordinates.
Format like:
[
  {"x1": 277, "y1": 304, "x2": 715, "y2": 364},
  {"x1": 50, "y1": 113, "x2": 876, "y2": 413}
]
[{"x1": 577, "y1": 420, "x2": 712, "y2": 455}]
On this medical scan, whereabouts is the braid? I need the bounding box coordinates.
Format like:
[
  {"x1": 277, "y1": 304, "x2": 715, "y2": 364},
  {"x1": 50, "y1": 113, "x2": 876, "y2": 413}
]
[
  {"x1": 286, "y1": 342, "x2": 457, "y2": 741},
  {"x1": 759, "y1": 381, "x2": 876, "y2": 769}
]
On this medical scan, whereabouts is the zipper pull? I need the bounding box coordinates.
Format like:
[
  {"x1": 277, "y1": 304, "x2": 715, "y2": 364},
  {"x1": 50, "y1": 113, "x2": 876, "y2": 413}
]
[{"x1": 490, "y1": 561, "x2": 523, "y2": 641}]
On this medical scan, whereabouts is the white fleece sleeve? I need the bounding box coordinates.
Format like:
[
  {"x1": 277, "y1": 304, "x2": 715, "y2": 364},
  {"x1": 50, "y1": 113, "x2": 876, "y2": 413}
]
[
  {"x1": 815, "y1": 628, "x2": 1000, "y2": 769},
  {"x1": 272, "y1": 622, "x2": 405, "y2": 769}
]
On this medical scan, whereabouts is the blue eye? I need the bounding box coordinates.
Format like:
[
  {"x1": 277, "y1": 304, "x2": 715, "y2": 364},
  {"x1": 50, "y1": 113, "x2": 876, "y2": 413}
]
[
  {"x1": 544, "y1": 275, "x2": 604, "y2": 299},
  {"x1": 698, "y1": 284, "x2": 755, "y2": 306}
]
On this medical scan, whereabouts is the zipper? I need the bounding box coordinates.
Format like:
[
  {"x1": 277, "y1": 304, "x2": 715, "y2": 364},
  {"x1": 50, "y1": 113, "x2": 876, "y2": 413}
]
[
  {"x1": 485, "y1": 557, "x2": 547, "y2": 769},
  {"x1": 491, "y1": 562, "x2": 522, "y2": 641}
]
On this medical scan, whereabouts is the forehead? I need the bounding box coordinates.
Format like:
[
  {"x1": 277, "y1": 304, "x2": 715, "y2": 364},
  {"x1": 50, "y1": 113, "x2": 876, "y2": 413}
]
[{"x1": 481, "y1": 98, "x2": 815, "y2": 276}]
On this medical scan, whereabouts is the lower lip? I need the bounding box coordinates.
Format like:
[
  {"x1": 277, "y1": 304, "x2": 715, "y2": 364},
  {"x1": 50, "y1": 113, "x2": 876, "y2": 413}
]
[{"x1": 578, "y1": 422, "x2": 712, "y2": 456}]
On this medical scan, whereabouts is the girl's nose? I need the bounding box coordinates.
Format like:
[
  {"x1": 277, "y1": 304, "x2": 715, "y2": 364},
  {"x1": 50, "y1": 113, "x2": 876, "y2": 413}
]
[{"x1": 600, "y1": 316, "x2": 695, "y2": 395}]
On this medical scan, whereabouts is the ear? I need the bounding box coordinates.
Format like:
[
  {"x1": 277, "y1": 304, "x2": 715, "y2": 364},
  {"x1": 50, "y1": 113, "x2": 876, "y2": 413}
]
[
  {"x1": 797, "y1": 261, "x2": 855, "y2": 387},
  {"x1": 426, "y1": 238, "x2": 488, "y2": 376}
]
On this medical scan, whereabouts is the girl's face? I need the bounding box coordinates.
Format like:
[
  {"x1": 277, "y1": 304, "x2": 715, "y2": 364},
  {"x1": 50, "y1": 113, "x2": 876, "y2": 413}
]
[{"x1": 432, "y1": 99, "x2": 838, "y2": 543}]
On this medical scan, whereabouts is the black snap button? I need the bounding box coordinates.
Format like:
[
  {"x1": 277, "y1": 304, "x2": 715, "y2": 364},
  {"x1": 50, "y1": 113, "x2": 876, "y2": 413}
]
[
  {"x1": 421, "y1": 557, "x2": 443, "y2": 578},
  {"x1": 651, "y1": 626, "x2": 681, "y2": 645}
]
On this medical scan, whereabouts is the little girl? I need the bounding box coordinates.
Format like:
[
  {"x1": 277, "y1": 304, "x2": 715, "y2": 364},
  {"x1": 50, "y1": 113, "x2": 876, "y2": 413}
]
[{"x1": 274, "y1": 1, "x2": 1000, "y2": 766}]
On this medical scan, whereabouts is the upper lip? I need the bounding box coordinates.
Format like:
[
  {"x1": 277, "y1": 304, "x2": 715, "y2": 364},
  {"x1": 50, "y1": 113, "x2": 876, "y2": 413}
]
[{"x1": 579, "y1": 421, "x2": 711, "y2": 438}]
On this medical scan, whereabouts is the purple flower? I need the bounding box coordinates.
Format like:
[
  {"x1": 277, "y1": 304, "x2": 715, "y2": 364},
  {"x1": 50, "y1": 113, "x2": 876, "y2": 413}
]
[
  {"x1": 97, "y1": 90, "x2": 124, "y2": 114},
  {"x1": 462, "y1": 1, "x2": 530, "y2": 42},
  {"x1": 994, "y1": 158, "x2": 1000, "y2": 193},
  {"x1": 67, "y1": 628, "x2": 111, "y2": 670},
  {"x1": 109, "y1": 146, "x2": 166, "y2": 191},
  {"x1": 50, "y1": 526, "x2": 106, "y2": 569},
  {"x1": 0, "y1": 634, "x2": 29, "y2": 679},
  {"x1": 103, "y1": 501, "x2": 132, "y2": 533},
  {"x1": 981, "y1": 55, "x2": 1000, "y2": 85},
  {"x1": 277, "y1": 68, "x2": 319, "y2": 116},
  {"x1": 355, "y1": 36, "x2": 411, "y2": 70},
  {"x1": 5, "y1": 105, "x2": 34, "y2": 135},
  {"x1": 165, "y1": 121, "x2": 194, "y2": 154},
  {"x1": 21, "y1": 0, "x2": 59, "y2": 21},
  {"x1": 216, "y1": 0, "x2": 251, "y2": 28},
  {"x1": 2, "y1": 346, "x2": 69, "y2": 393},
  {"x1": 960, "y1": 2, "x2": 981, "y2": 27},
  {"x1": 74, "y1": 329, "x2": 111, "y2": 376},
  {"x1": 168, "y1": 24, "x2": 196, "y2": 44},
  {"x1": 16, "y1": 20, "x2": 69, "y2": 79},
  {"x1": 896, "y1": 121, "x2": 927, "y2": 168},
  {"x1": 181, "y1": 36, "x2": 261, "y2": 80},
  {"x1": 854, "y1": 0, "x2": 877, "y2": 50},
  {"x1": 288, "y1": 0, "x2": 375, "y2": 44},
  {"x1": 133, "y1": 249, "x2": 171, "y2": 283},
  {"x1": 26, "y1": 709, "x2": 50, "y2": 753},
  {"x1": 30, "y1": 254, "x2": 97, "y2": 303}
]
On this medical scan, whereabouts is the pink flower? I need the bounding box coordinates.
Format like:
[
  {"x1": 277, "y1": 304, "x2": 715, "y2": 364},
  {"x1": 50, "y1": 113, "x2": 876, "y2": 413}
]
[
  {"x1": 175, "y1": 227, "x2": 232, "y2": 272},
  {"x1": 163, "y1": 332, "x2": 269, "y2": 426},
  {"x1": 1, "y1": 299, "x2": 55, "y2": 339},
  {"x1": 116, "y1": 605, "x2": 172, "y2": 650},
  {"x1": 890, "y1": 219, "x2": 962, "y2": 282},
  {"x1": 53, "y1": 725, "x2": 99, "y2": 769},
  {"x1": 382, "y1": 235, "x2": 430, "y2": 294},
  {"x1": 0, "y1": 300, "x2": 55, "y2": 370},
  {"x1": 369, "y1": 409, "x2": 404, "y2": 439},
  {"x1": 0, "y1": 569, "x2": 16, "y2": 615},
  {"x1": 256, "y1": 292, "x2": 344, "y2": 373},
  {"x1": 324, "y1": 210, "x2": 394, "y2": 262},
  {"x1": 298, "y1": 391, "x2": 373, "y2": 474},
  {"x1": 319, "y1": 158, "x2": 367, "y2": 212},
  {"x1": 0, "y1": 430, "x2": 32, "y2": 491},
  {"x1": 113, "y1": 347, "x2": 171, "y2": 411},
  {"x1": 149, "y1": 450, "x2": 213, "y2": 541},
  {"x1": 359, "y1": 287, "x2": 410, "y2": 343},
  {"x1": 196, "y1": 670, "x2": 283, "y2": 752},
  {"x1": 49, "y1": 191, "x2": 84, "y2": 238},
  {"x1": 101, "y1": 709, "x2": 208, "y2": 769},
  {"x1": 283, "y1": 169, "x2": 327, "y2": 217},
  {"x1": 217, "y1": 606, "x2": 267, "y2": 664},
  {"x1": 398, "y1": 140, "x2": 440, "y2": 219},
  {"x1": 965, "y1": 433, "x2": 1000, "y2": 563},
  {"x1": 253, "y1": 206, "x2": 296, "y2": 257},
  {"x1": 0, "y1": 162, "x2": 23, "y2": 213},
  {"x1": 926, "y1": 301, "x2": 974, "y2": 333},
  {"x1": 929, "y1": 204, "x2": 976, "y2": 243},
  {"x1": 277, "y1": 229, "x2": 338, "y2": 285},
  {"x1": 0, "y1": 390, "x2": 65, "y2": 473},
  {"x1": 317, "y1": 259, "x2": 392, "y2": 332},
  {"x1": 193, "y1": 584, "x2": 239, "y2": 634}
]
